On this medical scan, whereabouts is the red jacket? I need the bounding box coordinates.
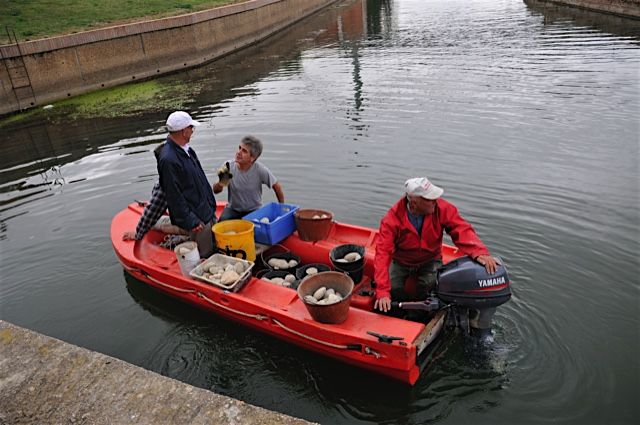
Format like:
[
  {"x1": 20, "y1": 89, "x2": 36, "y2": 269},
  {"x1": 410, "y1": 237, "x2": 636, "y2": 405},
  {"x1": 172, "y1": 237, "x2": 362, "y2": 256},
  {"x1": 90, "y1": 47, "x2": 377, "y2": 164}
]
[{"x1": 374, "y1": 197, "x2": 489, "y2": 299}]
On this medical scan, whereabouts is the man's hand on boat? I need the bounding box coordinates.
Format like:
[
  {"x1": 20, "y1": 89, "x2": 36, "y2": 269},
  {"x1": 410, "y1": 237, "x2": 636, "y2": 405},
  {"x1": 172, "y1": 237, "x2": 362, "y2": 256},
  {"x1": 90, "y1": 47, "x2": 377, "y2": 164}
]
[
  {"x1": 122, "y1": 231, "x2": 136, "y2": 241},
  {"x1": 374, "y1": 296, "x2": 392, "y2": 312},
  {"x1": 191, "y1": 222, "x2": 205, "y2": 233},
  {"x1": 475, "y1": 255, "x2": 499, "y2": 274}
]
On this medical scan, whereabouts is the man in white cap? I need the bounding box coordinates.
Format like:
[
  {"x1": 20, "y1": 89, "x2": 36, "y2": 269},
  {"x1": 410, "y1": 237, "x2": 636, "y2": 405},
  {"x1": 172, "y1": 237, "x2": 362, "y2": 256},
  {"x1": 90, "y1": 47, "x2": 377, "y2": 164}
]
[
  {"x1": 157, "y1": 111, "x2": 217, "y2": 257},
  {"x1": 374, "y1": 177, "x2": 498, "y2": 313}
]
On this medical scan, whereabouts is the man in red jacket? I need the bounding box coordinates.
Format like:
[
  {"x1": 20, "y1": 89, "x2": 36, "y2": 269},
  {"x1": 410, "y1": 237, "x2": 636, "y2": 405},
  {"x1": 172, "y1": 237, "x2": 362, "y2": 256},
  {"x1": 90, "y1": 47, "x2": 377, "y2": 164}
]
[{"x1": 374, "y1": 177, "x2": 498, "y2": 313}]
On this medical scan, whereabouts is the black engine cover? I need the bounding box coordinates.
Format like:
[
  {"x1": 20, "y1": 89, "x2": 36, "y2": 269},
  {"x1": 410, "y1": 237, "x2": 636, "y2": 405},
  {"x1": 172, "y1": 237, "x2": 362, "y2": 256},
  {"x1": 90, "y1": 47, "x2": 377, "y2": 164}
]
[{"x1": 436, "y1": 256, "x2": 511, "y2": 308}]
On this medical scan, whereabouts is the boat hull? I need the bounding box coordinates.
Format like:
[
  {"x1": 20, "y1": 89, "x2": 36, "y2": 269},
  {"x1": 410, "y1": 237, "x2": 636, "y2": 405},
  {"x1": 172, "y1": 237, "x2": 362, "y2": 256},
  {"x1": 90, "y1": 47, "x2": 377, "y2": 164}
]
[{"x1": 111, "y1": 203, "x2": 462, "y2": 385}]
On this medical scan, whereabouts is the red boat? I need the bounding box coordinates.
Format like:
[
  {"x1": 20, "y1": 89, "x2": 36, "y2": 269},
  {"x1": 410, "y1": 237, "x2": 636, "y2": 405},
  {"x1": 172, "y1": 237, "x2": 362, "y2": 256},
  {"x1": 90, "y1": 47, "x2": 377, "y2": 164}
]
[{"x1": 111, "y1": 202, "x2": 510, "y2": 385}]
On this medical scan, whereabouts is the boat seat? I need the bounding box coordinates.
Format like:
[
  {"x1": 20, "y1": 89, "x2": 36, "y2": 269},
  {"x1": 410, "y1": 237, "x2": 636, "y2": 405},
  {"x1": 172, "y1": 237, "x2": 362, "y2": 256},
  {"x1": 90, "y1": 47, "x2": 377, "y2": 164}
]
[
  {"x1": 240, "y1": 279, "x2": 299, "y2": 309},
  {"x1": 135, "y1": 230, "x2": 179, "y2": 271}
]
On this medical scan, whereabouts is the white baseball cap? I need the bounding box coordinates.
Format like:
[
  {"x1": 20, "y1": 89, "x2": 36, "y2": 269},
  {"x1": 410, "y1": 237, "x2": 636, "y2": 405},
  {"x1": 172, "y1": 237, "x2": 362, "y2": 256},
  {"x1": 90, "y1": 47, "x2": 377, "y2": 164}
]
[
  {"x1": 404, "y1": 177, "x2": 444, "y2": 200},
  {"x1": 166, "y1": 111, "x2": 200, "y2": 132}
]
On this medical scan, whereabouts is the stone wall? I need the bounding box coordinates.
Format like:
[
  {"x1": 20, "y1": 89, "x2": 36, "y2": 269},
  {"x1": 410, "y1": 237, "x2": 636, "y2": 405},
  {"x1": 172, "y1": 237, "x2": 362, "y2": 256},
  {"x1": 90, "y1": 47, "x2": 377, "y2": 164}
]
[
  {"x1": 542, "y1": 0, "x2": 640, "y2": 17},
  {"x1": 0, "y1": 0, "x2": 337, "y2": 116},
  {"x1": 0, "y1": 320, "x2": 315, "y2": 424}
]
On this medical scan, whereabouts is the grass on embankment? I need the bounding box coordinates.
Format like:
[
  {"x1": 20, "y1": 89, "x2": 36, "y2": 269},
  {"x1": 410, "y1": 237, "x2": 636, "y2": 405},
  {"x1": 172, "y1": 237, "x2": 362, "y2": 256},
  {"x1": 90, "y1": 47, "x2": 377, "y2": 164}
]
[{"x1": 1, "y1": 0, "x2": 242, "y2": 45}]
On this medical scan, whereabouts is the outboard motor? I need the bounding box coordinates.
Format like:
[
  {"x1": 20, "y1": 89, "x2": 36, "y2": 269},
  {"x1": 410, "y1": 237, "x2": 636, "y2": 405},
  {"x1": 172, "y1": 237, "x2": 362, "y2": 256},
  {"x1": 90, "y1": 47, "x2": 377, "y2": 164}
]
[
  {"x1": 391, "y1": 256, "x2": 511, "y2": 339},
  {"x1": 437, "y1": 256, "x2": 511, "y2": 337}
]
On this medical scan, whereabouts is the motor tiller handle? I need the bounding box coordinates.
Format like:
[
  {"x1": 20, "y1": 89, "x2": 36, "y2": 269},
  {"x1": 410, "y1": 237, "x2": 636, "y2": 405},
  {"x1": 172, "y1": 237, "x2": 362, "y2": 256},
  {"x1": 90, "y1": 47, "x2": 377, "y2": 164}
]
[{"x1": 391, "y1": 299, "x2": 440, "y2": 311}]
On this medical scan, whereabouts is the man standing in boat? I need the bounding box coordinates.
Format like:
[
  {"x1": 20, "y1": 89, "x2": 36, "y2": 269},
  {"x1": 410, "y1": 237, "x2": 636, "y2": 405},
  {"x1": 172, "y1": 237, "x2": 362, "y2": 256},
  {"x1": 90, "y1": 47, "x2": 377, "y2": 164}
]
[
  {"x1": 157, "y1": 111, "x2": 217, "y2": 258},
  {"x1": 374, "y1": 177, "x2": 498, "y2": 313},
  {"x1": 213, "y1": 135, "x2": 285, "y2": 221},
  {"x1": 122, "y1": 142, "x2": 184, "y2": 242}
]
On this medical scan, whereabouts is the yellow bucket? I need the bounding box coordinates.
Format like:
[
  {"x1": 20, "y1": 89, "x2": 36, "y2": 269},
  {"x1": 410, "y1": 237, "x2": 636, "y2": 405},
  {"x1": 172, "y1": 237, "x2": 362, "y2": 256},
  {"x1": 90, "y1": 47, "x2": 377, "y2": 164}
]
[{"x1": 212, "y1": 219, "x2": 256, "y2": 261}]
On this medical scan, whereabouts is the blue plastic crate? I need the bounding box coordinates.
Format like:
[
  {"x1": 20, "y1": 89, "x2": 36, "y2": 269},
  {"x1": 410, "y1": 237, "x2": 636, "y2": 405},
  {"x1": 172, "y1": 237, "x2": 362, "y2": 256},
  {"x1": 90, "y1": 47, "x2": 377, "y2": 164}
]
[{"x1": 243, "y1": 202, "x2": 299, "y2": 245}]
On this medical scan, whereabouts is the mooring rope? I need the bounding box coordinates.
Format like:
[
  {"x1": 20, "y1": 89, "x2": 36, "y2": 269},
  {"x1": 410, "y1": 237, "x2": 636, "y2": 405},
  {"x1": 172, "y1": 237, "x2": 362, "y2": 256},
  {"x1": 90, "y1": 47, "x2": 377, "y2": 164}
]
[
  {"x1": 271, "y1": 318, "x2": 354, "y2": 350},
  {"x1": 124, "y1": 265, "x2": 197, "y2": 294},
  {"x1": 124, "y1": 264, "x2": 359, "y2": 351},
  {"x1": 197, "y1": 292, "x2": 268, "y2": 321},
  {"x1": 147, "y1": 274, "x2": 197, "y2": 294}
]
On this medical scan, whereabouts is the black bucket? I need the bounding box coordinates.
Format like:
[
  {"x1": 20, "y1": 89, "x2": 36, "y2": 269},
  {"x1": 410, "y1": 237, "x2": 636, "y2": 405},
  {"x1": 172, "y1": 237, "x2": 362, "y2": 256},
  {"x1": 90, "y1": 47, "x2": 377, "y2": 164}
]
[
  {"x1": 260, "y1": 269, "x2": 299, "y2": 289},
  {"x1": 295, "y1": 263, "x2": 331, "y2": 281},
  {"x1": 264, "y1": 252, "x2": 301, "y2": 274},
  {"x1": 329, "y1": 244, "x2": 365, "y2": 284}
]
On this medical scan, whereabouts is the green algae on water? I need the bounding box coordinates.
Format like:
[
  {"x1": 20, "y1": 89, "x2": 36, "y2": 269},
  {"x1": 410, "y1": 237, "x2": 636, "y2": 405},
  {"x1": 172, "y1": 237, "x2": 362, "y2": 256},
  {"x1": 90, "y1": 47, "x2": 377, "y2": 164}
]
[
  {"x1": 0, "y1": 79, "x2": 202, "y2": 127},
  {"x1": 58, "y1": 80, "x2": 201, "y2": 118}
]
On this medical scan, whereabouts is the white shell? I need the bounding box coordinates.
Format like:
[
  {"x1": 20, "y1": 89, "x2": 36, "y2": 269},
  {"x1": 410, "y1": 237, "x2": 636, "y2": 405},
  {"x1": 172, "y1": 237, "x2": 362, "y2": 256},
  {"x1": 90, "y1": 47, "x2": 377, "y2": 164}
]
[
  {"x1": 313, "y1": 286, "x2": 327, "y2": 300},
  {"x1": 305, "y1": 267, "x2": 318, "y2": 275},
  {"x1": 288, "y1": 259, "x2": 298, "y2": 268},
  {"x1": 220, "y1": 269, "x2": 240, "y2": 285},
  {"x1": 234, "y1": 262, "x2": 245, "y2": 274},
  {"x1": 260, "y1": 217, "x2": 270, "y2": 223},
  {"x1": 343, "y1": 252, "x2": 361, "y2": 262},
  {"x1": 208, "y1": 264, "x2": 222, "y2": 274},
  {"x1": 336, "y1": 258, "x2": 348, "y2": 263},
  {"x1": 271, "y1": 277, "x2": 285, "y2": 285},
  {"x1": 304, "y1": 295, "x2": 318, "y2": 304},
  {"x1": 225, "y1": 230, "x2": 237, "y2": 235},
  {"x1": 312, "y1": 215, "x2": 320, "y2": 219},
  {"x1": 316, "y1": 298, "x2": 330, "y2": 305},
  {"x1": 325, "y1": 288, "x2": 335, "y2": 297},
  {"x1": 284, "y1": 274, "x2": 296, "y2": 283},
  {"x1": 320, "y1": 214, "x2": 329, "y2": 219},
  {"x1": 268, "y1": 258, "x2": 289, "y2": 269},
  {"x1": 326, "y1": 293, "x2": 341, "y2": 304}
]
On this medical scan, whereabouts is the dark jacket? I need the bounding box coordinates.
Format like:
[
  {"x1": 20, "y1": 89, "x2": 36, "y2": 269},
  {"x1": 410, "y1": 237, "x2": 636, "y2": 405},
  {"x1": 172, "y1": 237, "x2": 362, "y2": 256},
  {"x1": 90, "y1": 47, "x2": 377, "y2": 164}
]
[{"x1": 157, "y1": 137, "x2": 216, "y2": 230}]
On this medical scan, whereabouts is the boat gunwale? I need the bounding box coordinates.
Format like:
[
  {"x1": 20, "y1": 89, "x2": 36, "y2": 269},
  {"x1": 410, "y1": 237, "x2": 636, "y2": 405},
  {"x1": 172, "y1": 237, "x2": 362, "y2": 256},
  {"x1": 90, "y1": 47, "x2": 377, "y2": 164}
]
[{"x1": 111, "y1": 202, "x2": 456, "y2": 384}]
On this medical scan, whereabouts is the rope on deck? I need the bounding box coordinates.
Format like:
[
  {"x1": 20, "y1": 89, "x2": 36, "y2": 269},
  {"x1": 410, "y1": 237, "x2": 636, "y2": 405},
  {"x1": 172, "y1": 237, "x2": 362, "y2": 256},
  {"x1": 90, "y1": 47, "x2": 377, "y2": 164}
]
[
  {"x1": 124, "y1": 265, "x2": 360, "y2": 352},
  {"x1": 198, "y1": 292, "x2": 268, "y2": 321},
  {"x1": 272, "y1": 318, "x2": 354, "y2": 350},
  {"x1": 148, "y1": 275, "x2": 197, "y2": 294},
  {"x1": 124, "y1": 265, "x2": 197, "y2": 294}
]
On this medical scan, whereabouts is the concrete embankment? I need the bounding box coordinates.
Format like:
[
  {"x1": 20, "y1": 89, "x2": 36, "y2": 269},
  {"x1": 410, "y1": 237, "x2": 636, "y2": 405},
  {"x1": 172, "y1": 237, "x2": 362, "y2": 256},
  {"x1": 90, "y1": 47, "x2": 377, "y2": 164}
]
[
  {"x1": 0, "y1": 320, "x2": 315, "y2": 424},
  {"x1": 541, "y1": 0, "x2": 640, "y2": 17},
  {"x1": 0, "y1": 0, "x2": 337, "y2": 116}
]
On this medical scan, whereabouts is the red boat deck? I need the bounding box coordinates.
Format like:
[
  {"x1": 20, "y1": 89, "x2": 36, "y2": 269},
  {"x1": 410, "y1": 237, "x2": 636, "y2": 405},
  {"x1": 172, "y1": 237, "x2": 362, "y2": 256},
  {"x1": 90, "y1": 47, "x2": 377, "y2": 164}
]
[{"x1": 111, "y1": 203, "x2": 462, "y2": 385}]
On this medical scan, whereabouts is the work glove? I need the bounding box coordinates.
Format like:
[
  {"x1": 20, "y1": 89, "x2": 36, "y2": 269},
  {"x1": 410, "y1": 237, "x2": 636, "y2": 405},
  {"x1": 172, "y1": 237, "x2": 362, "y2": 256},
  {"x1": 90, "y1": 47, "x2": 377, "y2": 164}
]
[{"x1": 217, "y1": 161, "x2": 233, "y2": 187}]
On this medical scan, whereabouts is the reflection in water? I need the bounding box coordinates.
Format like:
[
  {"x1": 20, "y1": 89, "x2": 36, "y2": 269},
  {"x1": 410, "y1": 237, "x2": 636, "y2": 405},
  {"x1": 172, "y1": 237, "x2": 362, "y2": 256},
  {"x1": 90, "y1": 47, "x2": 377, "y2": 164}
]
[
  {"x1": 0, "y1": 0, "x2": 373, "y2": 212},
  {"x1": 366, "y1": 0, "x2": 393, "y2": 38},
  {"x1": 343, "y1": 5, "x2": 366, "y2": 129},
  {"x1": 524, "y1": 0, "x2": 640, "y2": 38}
]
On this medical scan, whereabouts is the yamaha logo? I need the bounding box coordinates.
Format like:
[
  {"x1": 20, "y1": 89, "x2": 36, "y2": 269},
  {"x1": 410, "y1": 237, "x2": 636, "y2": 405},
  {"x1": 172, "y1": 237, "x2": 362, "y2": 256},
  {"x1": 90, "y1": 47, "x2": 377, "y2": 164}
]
[{"x1": 478, "y1": 276, "x2": 506, "y2": 287}]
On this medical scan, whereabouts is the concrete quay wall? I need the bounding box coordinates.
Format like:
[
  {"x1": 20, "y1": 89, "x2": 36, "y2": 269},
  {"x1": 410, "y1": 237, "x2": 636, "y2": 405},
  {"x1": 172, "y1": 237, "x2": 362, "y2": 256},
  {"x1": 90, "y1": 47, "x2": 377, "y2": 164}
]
[
  {"x1": 0, "y1": 320, "x2": 315, "y2": 424},
  {"x1": 0, "y1": 0, "x2": 337, "y2": 116},
  {"x1": 542, "y1": 0, "x2": 640, "y2": 17}
]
